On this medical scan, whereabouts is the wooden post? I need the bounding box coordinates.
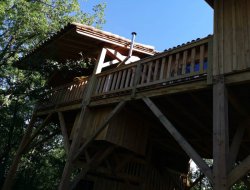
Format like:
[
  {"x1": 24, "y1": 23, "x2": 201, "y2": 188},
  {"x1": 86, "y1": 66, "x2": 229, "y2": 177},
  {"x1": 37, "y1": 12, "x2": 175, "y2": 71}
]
[
  {"x1": 212, "y1": 77, "x2": 229, "y2": 190},
  {"x1": 143, "y1": 97, "x2": 213, "y2": 182},
  {"x1": 59, "y1": 48, "x2": 109, "y2": 190},
  {"x1": 58, "y1": 112, "x2": 70, "y2": 155}
]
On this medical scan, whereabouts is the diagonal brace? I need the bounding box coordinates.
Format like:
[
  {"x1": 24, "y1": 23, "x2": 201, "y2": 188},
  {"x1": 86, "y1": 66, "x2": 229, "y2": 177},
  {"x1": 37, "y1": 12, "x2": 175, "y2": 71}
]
[
  {"x1": 143, "y1": 97, "x2": 213, "y2": 182},
  {"x1": 73, "y1": 101, "x2": 126, "y2": 161}
]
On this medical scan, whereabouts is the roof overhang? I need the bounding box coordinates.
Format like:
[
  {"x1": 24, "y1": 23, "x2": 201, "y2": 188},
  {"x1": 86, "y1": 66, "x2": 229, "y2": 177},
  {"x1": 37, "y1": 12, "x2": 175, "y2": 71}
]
[
  {"x1": 15, "y1": 23, "x2": 156, "y2": 70},
  {"x1": 205, "y1": 0, "x2": 214, "y2": 8}
]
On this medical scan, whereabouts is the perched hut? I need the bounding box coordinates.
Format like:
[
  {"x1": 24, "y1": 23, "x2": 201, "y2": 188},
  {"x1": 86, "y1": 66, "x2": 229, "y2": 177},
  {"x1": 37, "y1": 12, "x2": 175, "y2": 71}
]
[{"x1": 3, "y1": 1, "x2": 250, "y2": 190}]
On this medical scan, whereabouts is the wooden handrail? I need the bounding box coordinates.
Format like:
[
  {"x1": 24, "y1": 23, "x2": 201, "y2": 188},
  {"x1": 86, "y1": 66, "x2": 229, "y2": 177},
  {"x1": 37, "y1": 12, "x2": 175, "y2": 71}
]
[
  {"x1": 37, "y1": 36, "x2": 211, "y2": 110},
  {"x1": 94, "y1": 37, "x2": 210, "y2": 97}
]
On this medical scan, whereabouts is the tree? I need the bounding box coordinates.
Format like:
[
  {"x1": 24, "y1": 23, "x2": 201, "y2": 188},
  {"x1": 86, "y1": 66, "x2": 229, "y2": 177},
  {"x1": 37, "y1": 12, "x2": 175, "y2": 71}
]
[{"x1": 0, "y1": 0, "x2": 106, "y2": 189}]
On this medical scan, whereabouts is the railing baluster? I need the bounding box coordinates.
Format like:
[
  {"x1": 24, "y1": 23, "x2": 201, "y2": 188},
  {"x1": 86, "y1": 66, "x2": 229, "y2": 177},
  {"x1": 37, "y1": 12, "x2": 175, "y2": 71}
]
[
  {"x1": 166, "y1": 55, "x2": 173, "y2": 79},
  {"x1": 125, "y1": 68, "x2": 132, "y2": 88},
  {"x1": 153, "y1": 59, "x2": 160, "y2": 81},
  {"x1": 190, "y1": 47, "x2": 196, "y2": 73},
  {"x1": 141, "y1": 64, "x2": 147, "y2": 84},
  {"x1": 95, "y1": 77, "x2": 102, "y2": 94},
  {"x1": 174, "y1": 53, "x2": 180, "y2": 77},
  {"x1": 159, "y1": 57, "x2": 166, "y2": 80},
  {"x1": 115, "y1": 71, "x2": 122, "y2": 90},
  {"x1": 119, "y1": 69, "x2": 127, "y2": 89},
  {"x1": 111, "y1": 72, "x2": 118, "y2": 90},
  {"x1": 199, "y1": 45, "x2": 205, "y2": 72},
  {"x1": 99, "y1": 76, "x2": 106, "y2": 93},
  {"x1": 147, "y1": 62, "x2": 153, "y2": 83},
  {"x1": 182, "y1": 50, "x2": 188, "y2": 74}
]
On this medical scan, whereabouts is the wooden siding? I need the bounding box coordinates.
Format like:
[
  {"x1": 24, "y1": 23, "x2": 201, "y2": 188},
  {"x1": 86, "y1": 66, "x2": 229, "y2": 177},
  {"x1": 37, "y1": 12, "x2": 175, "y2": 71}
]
[
  {"x1": 85, "y1": 161, "x2": 185, "y2": 190},
  {"x1": 213, "y1": 0, "x2": 250, "y2": 75},
  {"x1": 70, "y1": 106, "x2": 150, "y2": 155}
]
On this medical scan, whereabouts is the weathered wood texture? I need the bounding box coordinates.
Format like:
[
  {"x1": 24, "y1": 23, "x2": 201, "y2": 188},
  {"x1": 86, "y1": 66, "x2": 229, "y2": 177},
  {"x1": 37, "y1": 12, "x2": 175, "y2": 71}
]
[
  {"x1": 70, "y1": 105, "x2": 149, "y2": 155},
  {"x1": 213, "y1": 0, "x2": 250, "y2": 75},
  {"x1": 79, "y1": 161, "x2": 185, "y2": 190},
  {"x1": 213, "y1": 79, "x2": 229, "y2": 190},
  {"x1": 94, "y1": 39, "x2": 209, "y2": 99}
]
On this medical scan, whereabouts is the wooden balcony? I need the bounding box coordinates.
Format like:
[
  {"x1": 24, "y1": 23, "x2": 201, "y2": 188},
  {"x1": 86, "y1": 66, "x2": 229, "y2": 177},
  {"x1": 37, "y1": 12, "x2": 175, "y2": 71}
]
[{"x1": 36, "y1": 36, "x2": 211, "y2": 113}]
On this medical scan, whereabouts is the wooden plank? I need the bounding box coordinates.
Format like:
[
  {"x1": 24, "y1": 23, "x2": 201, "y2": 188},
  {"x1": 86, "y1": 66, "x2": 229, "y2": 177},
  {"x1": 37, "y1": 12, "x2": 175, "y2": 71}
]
[
  {"x1": 95, "y1": 77, "x2": 102, "y2": 94},
  {"x1": 199, "y1": 45, "x2": 205, "y2": 72},
  {"x1": 174, "y1": 53, "x2": 180, "y2": 77},
  {"x1": 181, "y1": 51, "x2": 188, "y2": 75},
  {"x1": 159, "y1": 57, "x2": 166, "y2": 80},
  {"x1": 125, "y1": 68, "x2": 132, "y2": 88},
  {"x1": 141, "y1": 64, "x2": 147, "y2": 84},
  {"x1": 166, "y1": 55, "x2": 172, "y2": 79},
  {"x1": 115, "y1": 71, "x2": 122, "y2": 90},
  {"x1": 73, "y1": 101, "x2": 126, "y2": 161},
  {"x1": 190, "y1": 48, "x2": 196, "y2": 73},
  {"x1": 213, "y1": 78, "x2": 229, "y2": 190},
  {"x1": 147, "y1": 62, "x2": 153, "y2": 83},
  {"x1": 120, "y1": 69, "x2": 127, "y2": 89},
  {"x1": 104, "y1": 74, "x2": 113, "y2": 92},
  {"x1": 111, "y1": 72, "x2": 118, "y2": 91},
  {"x1": 153, "y1": 59, "x2": 160, "y2": 81},
  {"x1": 99, "y1": 76, "x2": 106, "y2": 93},
  {"x1": 228, "y1": 155, "x2": 250, "y2": 188},
  {"x1": 142, "y1": 97, "x2": 213, "y2": 182},
  {"x1": 58, "y1": 112, "x2": 70, "y2": 155}
]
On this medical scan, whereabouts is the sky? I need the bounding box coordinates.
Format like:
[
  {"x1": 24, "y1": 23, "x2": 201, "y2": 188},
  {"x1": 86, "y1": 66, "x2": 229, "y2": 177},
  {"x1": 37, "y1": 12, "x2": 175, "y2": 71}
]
[{"x1": 81, "y1": 0, "x2": 213, "y2": 52}]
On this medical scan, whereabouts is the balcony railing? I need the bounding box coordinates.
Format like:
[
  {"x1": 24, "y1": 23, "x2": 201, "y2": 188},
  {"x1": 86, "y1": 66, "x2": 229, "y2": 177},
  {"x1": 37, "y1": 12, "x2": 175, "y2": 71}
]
[
  {"x1": 37, "y1": 37, "x2": 211, "y2": 110},
  {"x1": 37, "y1": 79, "x2": 88, "y2": 110},
  {"x1": 93, "y1": 37, "x2": 209, "y2": 99}
]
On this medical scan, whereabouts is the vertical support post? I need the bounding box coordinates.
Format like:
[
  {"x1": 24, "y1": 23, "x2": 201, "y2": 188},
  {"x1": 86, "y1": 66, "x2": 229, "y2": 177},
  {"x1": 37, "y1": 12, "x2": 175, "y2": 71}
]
[
  {"x1": 58, "y1": 112, "x2": 70, "y2": 155},
  {"x1": 59, "y1": 48, "x2": 108, "y2": 190},
  {"x1": 213, "y1": 77, "x2": 229, "y2": 190}
]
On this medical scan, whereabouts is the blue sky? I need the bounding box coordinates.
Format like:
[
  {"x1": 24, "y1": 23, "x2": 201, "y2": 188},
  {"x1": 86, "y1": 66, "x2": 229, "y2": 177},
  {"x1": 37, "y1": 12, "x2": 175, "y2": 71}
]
[{"x1": 81, "y1": 0, "x2": 213, "y2": 51}]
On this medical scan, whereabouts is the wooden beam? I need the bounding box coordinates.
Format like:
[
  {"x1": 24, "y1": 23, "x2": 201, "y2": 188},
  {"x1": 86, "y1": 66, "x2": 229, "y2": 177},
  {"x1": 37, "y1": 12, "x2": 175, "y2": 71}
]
[
  {"x1": 94, "y1": 48, "x2": 107, "y2": 74},
  {"x1": 58, "y1": 112, "x2": 70, "y2": 155},
  {"x1": 70, "y1": 145, "x2": 116, "y2": 189},
  {"x1": 143, "y1": 97, "x2": 213, "y2": 182},
  {"x1": 228, "y1": 122, "x2": 247, "y2": 170},
  {"x1": 228, "y1": 156, "x2": 250, "y2": 188},
  {"x1": 73, "y1": 101, "x2": 126, "y2": 161},
  {"x1": 213, "y1": 78, "x2": 229, "y2": 190},
  {"x1": 58, "y1": 107, "x2": 89, "y2": 190}
]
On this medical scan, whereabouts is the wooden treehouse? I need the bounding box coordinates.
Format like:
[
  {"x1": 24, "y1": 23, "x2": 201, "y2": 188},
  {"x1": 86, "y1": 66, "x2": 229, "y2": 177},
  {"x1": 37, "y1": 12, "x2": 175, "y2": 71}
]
[{"x1": 3, "y1": 0, "x2": 250, "y2": 190}]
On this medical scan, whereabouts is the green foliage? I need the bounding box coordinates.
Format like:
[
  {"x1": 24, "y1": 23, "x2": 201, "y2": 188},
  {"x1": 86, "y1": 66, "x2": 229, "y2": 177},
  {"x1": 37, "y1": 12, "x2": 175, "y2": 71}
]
[{"x1": 0, "y1": 0, "x2": 105, "y2": 189}]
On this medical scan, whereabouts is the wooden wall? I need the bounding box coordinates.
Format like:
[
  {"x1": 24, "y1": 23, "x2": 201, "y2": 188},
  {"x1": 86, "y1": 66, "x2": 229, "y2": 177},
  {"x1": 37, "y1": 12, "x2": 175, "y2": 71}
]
[
  {"x1": 213, "y1": 0, "x2": 250, "y2": 75},
  {"x1": 83, "y1": 161, "x2": 184, "y2": 190},
  {"x1": 70, "y1": 106, "x2": 150, "y2": 155}
]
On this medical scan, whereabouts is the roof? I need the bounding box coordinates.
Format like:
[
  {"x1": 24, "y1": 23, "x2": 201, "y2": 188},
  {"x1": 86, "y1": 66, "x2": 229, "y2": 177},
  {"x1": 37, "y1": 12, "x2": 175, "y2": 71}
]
[
  {"x1": 16, "y1": 23, "x2": 156, "y2": 69},
  {"x1": 205, "y1": 0, "x2": 214, "y2": 8}
]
